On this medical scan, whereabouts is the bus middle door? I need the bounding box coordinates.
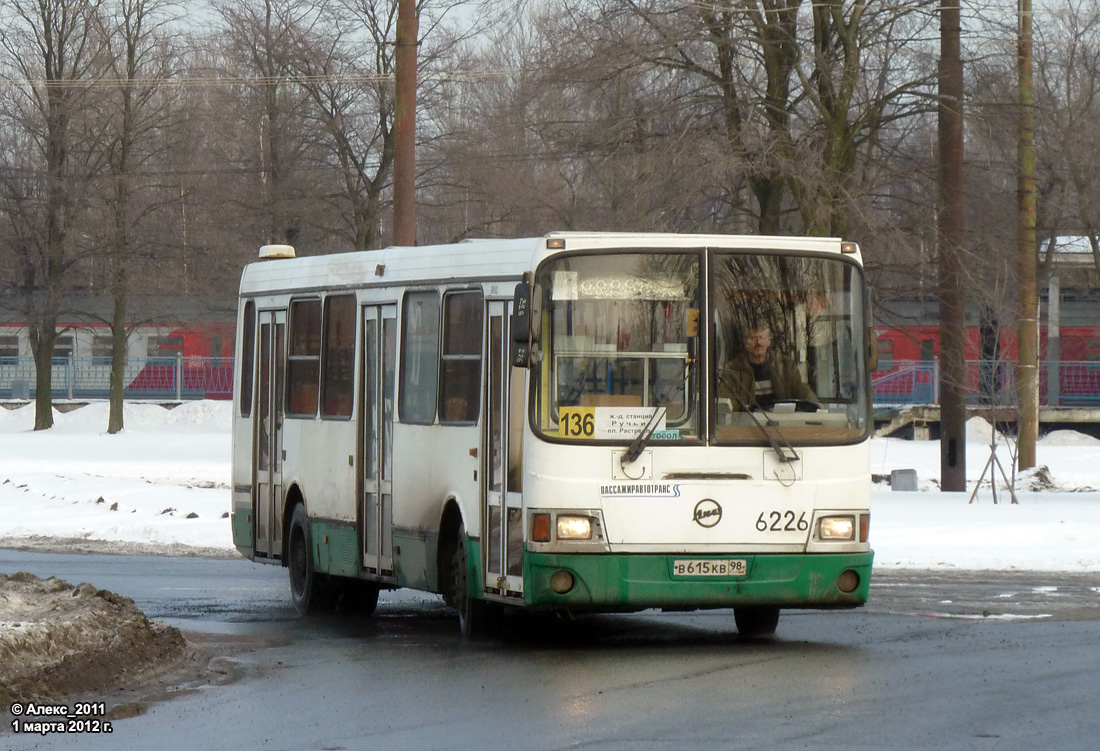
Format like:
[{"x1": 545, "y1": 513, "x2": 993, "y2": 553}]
[{"x1": 361, "y1": 305, "x2": 396, "y2": 575}]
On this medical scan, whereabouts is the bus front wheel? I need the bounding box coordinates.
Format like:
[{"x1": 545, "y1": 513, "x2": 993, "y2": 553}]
[
  {"x1": 288, "y1": 503, "x2": 325, "y2": 615},
  {"x1": 734, "y1": 606, "x2": 780, "y2": 638},
  {"x1": 451, "y1": 524, "x2": 499, "y2": 639}
]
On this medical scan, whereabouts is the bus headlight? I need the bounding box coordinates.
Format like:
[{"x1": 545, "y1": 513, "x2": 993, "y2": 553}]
[
  {"x1": 556, "y1": 515, "x2": 594, "y2": 540},
  {"x1": 817, "y1": 516, "x2": 856, "y2": 541}
]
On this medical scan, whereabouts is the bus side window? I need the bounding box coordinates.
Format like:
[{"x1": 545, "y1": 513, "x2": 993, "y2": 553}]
[
  {"x1": 439, "y1": 290, "x2": 483, "y2": 424},
  {"x1": 287, "y1": 299, "x2": 321, "y2": 417},
  {"x1": 239, "y1": 301, "x2": 255, "y2": 417},
  {"x1": 321, "y1": 295, "x2": 356, "y2": 418},
  {"x1": 399, "y1": 290, "x2": 441, "y2": 424}
]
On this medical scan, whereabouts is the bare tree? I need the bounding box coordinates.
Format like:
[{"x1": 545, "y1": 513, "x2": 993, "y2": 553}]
[
  {"x1": 793, "y1": 0, "x2": 937, "y2": 237},
  {"x1": 212, "y1": 0, "x2": 320, "y2": 247},
  {"x1": 99, "y1": 0, "x2": 182, "y2": 432},
  {"x1": 440, "y1": 0, "x2": 938, "y2": 241},
  {"x1": 0, "y1": 0, "x2": 107, "y2": 430},
  {"x1": 1035, "y1": 1, "x2": 1100, "y2": 270},
  {"x1": 285, "y1": 1, "x2": 399, "y2": 250}
]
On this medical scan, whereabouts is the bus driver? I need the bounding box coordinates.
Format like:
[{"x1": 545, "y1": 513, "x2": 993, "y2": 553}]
[{"x1": 719, "y1": 323, "x2": 820, "y2": 411}]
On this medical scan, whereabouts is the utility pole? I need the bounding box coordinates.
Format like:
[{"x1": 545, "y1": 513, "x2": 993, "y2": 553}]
[
  {"x1": 938, "y1": 0, "x2": 968, "y2": 492},
  {"x1": 937, "y1": 0, "x2": 968, "y2": 491},
  {"x1": 1017, "y1": 0, "x2": 1039, "y2": 469},
  {"x1": 393, "y1": 0, "x2": 418, "y2": 246}
]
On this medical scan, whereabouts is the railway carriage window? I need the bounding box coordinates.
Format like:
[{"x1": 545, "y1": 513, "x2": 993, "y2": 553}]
[
  {"x1": 877, "y1": 338, "x2": 894, "y2": 368},
  {"x1": 0, "y1": 335, "x2": 20, "y2": 364},
  {"x1": 53, "y1": 335, "x2": 74, "y2": 360},
  {"x1": 147, "y1": 335, "x2": 182, "y2": 359},
  {"x1": 92, "y1": 335, "x2": 113, "y2": 364},
  {"x1": 919, "y1": 339, "x2": 935, "y2": 361},
  {"x1": 439, "y1": 290, "x2": 483, "y2": 423},
  {"x1": 400, "y1": 291, "x2": 441, "y2": 424},
  {"x1": 240, "y1": 302, "x2": 255, "y2": 417},
  {"x1": 287, "y1": 299, "x2": 322, "y2": 417},
  {"x1": 1088, "y1": 340, "x2": 1100, "y2": 363},
  {"x1": 321, "y1": 295, "x2": 356, "y2": 418}
]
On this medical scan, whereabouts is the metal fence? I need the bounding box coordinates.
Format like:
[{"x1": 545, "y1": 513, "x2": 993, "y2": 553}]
[
  {"x1": 2, "y1": 356, "x2": 1098, "y2": 405},
  {"x1": 0, "y1": 356, "x2": 234, "y2": 401},
  {"x1": 872, "y1": 359, "x2": 1100, "y2": 406}
]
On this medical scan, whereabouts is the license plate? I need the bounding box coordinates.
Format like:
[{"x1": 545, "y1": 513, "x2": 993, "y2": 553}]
[{"x1": 672, "y1": 558, "x2": 748, "y2": 577}]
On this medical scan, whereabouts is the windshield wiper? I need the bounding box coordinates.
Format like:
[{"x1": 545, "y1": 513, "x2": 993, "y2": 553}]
[
  {"x1": 727, "y1": 394, "x2": 799, "y2": 464},
  {"x1": 621, "y1": 406, "x2": 666, "y2": 467}
]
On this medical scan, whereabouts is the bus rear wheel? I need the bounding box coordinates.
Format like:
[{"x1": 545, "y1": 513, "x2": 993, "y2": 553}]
[
  {"x1": 734, "y1": 606, "x2": 780, "y2": 638},
  {"x1": 288, "y1": 503, "x2": 326, "y2": 615},
  {"x1": 450, "y1": 523, "x2": 499, "y2": 639},
  {"x1": 333, "y1": 580, "x2": 380, "y2": 617}
]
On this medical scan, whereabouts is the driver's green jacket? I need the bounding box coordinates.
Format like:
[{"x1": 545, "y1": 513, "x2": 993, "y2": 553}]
[{"x1": 718, "y1": 352, "x2": 818, "y2": 409}]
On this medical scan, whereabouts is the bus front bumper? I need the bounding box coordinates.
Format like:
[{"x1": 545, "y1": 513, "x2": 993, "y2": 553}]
[{"x1": 523, "y1": 551, "x2": 873, "y2": 611}]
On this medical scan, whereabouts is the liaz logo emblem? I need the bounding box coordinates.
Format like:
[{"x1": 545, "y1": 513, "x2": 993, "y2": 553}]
[{"x1": 693, "y1": 499, "x2": 722, "y2": 528}]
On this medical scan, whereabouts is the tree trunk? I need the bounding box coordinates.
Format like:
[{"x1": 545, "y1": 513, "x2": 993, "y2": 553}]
[
  {"x1": 108, "y1": 270, "x2": 128, "y2": 434},
  {"x1": 30, "y1": 321, "x2": 58, "y2": 431}
]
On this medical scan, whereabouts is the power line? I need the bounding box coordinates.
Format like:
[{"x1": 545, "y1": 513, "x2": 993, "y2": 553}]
[{"x1": 0, "y1": 68, "x2": 540, "y2": 91}]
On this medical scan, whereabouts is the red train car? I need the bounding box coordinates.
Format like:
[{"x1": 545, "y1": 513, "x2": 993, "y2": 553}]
[
  {"x1": 873, "y1": 297, "x2": 1100, "y2": 404},
  {"x1": 126, "y1": 321, "x2": 237, "y2": 398},
  {"x1": 0, "y1": 296, "x2": 237, "y2": 400}
]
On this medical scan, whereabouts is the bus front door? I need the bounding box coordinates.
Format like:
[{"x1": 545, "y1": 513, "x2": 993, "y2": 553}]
[
  {"x1": 361, "y1": 305, "x2": 396, "y2": 575},
  {"x1": 483, "y1": 301, "x2": 525, "y2": 598},
  {"x1": 254, "y1": 310, "x2": 285, "y2": 559}
]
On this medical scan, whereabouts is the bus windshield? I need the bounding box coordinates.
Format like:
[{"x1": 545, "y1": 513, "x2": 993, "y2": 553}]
[
  {"x1": 712, "y1": 251, "x2": 869, "y2": 443},
  {"x1": 533, "y1": 252, "x2": 703, "y2": 442},
  {"x1": 531, "y1": 248, "x2": 870, "y2": 445}
]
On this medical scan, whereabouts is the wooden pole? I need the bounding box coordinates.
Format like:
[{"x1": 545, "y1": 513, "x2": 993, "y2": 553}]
[
  {"x1": 393, "y1": 0, "x2": 418, "y2": 246},
  {"x1": 1017, "y1": 0, "x2": 1039, "y2": 469},
  {"x1": 938, "y1": 0, "x2": 968, "y2": 491}
]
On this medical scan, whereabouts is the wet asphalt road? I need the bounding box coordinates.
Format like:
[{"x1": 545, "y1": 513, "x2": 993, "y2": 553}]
[{"x1": 2, "y1": 550, "x2": 1098, "y2": 750}]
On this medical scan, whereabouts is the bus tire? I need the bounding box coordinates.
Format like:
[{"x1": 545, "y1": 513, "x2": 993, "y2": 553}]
[
  {"x1": 288, "y1": 503, "x2": 325, "y2": 615},
  {"x1": 734, "y1": 606, "x2": 780, "y2": 638},
  {"x1": 334, "y1": 580, "x2": 380, "y2": 617},
  {"x1": 451, "y1": 523, "x2": 498, "y2": 639}
]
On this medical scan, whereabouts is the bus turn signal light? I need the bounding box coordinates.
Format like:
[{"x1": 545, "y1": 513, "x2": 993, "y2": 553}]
[{"x1": 532, "y1": 513, "x2": 551, "y2": 542}]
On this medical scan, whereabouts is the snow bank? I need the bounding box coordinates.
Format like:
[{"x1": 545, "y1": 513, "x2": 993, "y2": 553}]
[
  {"x1": 1039, "y1": 429, "x2": 1100, "y2": 447},
  {"x1": 2, "y1": 400, "x2": 1099, "y2": 571}
]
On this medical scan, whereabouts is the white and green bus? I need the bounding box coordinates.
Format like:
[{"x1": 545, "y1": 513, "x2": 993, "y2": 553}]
[{"x1": 231, "y1": 232, "x2": 875, "y2": 638}]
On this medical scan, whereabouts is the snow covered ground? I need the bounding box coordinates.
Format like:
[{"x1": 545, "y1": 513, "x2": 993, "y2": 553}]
[{"x1": 1, "y1": 400, "x2": 1098, "y2": 572}]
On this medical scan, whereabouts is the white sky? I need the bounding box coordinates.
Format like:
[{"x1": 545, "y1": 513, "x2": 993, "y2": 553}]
[{"x1": 0, "y1": 400, "x2": 1098, "y2": 572}]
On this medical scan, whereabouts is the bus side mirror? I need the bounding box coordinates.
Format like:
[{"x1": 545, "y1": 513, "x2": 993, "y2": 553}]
[
  {"x1": 511, "y1": 280, "x2": 531, "y2": 343},
  {"x1": 510, "y1": 280, "x2": 534, "y2": 367}
]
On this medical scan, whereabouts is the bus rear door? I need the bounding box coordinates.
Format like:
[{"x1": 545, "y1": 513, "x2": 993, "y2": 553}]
[{"x1": 254, "y1": 310, "x2": 285, "y2": 559}]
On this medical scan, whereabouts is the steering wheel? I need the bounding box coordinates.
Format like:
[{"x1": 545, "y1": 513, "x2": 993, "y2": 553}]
[{"x1": 771, "y1": 399, "x2": 821, "y2": 413}]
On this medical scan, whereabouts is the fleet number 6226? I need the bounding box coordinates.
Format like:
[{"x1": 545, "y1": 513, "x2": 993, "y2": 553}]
[{"x1": 756, "y1": 510, "x2": 809, "y2": 532}]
